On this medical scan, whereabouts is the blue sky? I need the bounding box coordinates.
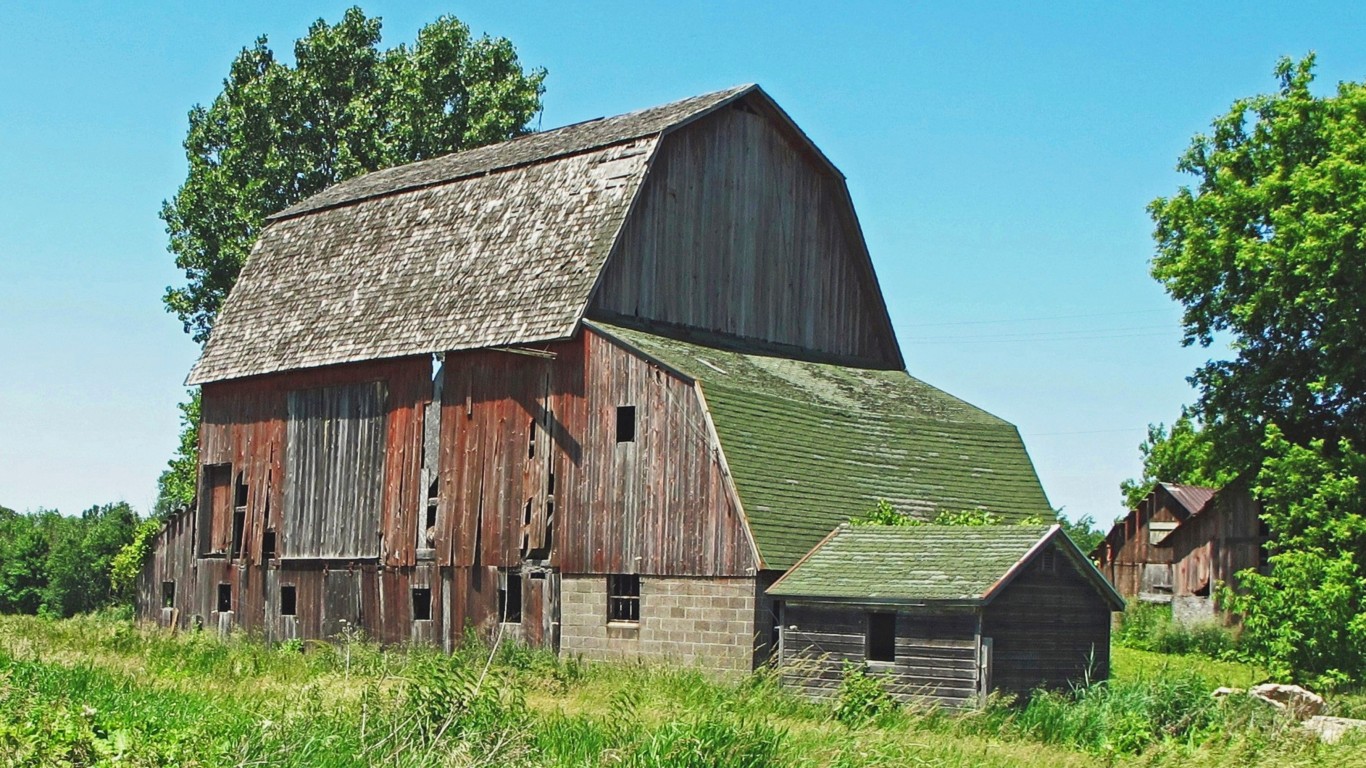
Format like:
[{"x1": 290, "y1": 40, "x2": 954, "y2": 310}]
[{"x1": 2, "y1": 1, "x2": 1364, "y2": 523}]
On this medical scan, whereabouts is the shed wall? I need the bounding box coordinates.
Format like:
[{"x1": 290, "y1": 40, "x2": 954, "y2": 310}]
[
  {"x1": 779, "y1": 603, "x2": 982, "y2": 709},
  {"x1": 982, "y1": 546, "x2": 1112, "y2": 697}
]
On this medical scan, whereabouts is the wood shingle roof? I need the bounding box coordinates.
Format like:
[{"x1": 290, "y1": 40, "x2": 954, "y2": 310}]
[{"x1": 188, "y1": 85, "x2": 757, "y2": 385}]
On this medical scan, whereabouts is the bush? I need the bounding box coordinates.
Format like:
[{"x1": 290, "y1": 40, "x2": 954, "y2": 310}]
[
  {"x1": 833, "y1": 662, "x2": 897, "y2": 727},
  {"x1": 1115, "y1": 602, "x2": 1238, "y2": 659}
]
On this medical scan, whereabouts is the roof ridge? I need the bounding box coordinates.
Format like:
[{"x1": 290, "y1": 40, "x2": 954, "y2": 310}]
[{"x1": 269, "y1": 84, "x2": 757, "y2": 221}]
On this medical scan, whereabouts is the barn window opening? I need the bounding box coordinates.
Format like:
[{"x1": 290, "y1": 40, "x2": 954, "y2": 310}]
[
  {"x1": 234, "y1": 471, "x2": 248, "y2": 508},
  {"x1": 499, "y1": 571, "x2": 523, "y2": 623},
  {"x1": 280, "y1": 585, "x2": 297, "y2": 616},
  {"x1": 867, "y1": 612, "x2": 896, "y2": 662},
  {"x1": 262, "y1": 530, "x2": 277, "y2": 560},
  {"x1": 161, "y1": 581, "x2": 175, "y2": 609},
  {"x1": 607, "y1": 575, "x2": 640, "y2": 623},
  {"x1": 230, "y1": 509, "x2": 246, "y2": 559},
  {"x1": 412, "y1": 587, "x2": 432, "y2": 621},
  {"x1": 616, "y1": 406, "x2": 636, "y2": 443},
  {"x1": 528, "y1": 419, "x2": 537, "y2": 458},
  {"x1": 217, "y1": 583, "x2": 232, "y2": 613}
]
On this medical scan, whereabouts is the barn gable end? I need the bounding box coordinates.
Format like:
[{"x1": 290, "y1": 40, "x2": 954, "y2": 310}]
[{"x1": 590, "y1": 93, "x2": 901, "y2": 367}]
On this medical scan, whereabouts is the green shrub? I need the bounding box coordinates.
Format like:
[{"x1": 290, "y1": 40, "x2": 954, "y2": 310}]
[
  {"x1": 834, "y1": 662, "x2": 897, "y2": 727},
  {"x1": 1115, "y1": 602, "x2": 1239, "y2": 659}
]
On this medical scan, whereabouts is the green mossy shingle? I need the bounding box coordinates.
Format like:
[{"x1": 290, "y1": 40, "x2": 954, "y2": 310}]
[
  {"x1": 590, "y1": 322, "x2": 1055, "y2": 569},
  {"x1": 768, "y1": 524, "x2": 1055, "y2": 602}
]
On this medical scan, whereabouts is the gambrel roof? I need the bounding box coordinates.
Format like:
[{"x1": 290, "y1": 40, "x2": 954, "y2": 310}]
[
  {"x1": 768, "y1": 523, "x2": 1123, "y2": 609},
  {"x1": 590, "y1": 321, "x2": 1054, "y2": 569},
  {"x1": 190, "y1": 84, "x2": 869, "y2": 385}
]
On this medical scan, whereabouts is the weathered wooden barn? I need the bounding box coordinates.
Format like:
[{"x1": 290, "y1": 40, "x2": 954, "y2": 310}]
[
  {"x1": 769, "y1": 524, "x2": 1123, "y2": 708},
  {"x1": 138, "y1": 85, "x2": 1055, "y2": 674},
  {"x1": 1164, "y1": 480, "x2": 1267, "y2": 624},
  {"x1": 1090, "y1": 481, "x2": 1267, "y2": 624},
  {"x1": 1090, "y1": 482, "x2": 1214, "y2": 602}
]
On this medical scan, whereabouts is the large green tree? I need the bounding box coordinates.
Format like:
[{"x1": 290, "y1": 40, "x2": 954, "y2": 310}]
[
  {"x1": 1148, "y1": 55, "x2": 1366, "y2": 684},
  {"x1": 163, "y1": 7, "x2": 545, "y2": 342},
  {"x1": 1119, "y1": 413, "x2": 1234, "y2": 510},
  {"x1": 155, "y1": 8, "x2": 545, "y2": 511},
  {"x1": 1149, "y1": 54, "x2": 1366, "y2": 458}
]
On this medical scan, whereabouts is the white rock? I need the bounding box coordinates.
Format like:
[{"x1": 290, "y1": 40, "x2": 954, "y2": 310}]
[
  {"x1": 1303, "y1": 715, "x2": 1366, "y2": 744},
  {"x1": 1248, "y1": 683, "x2": 1325, "y2": 720}
]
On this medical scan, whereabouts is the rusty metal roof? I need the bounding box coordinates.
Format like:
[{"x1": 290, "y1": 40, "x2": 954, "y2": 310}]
[
  {"x1": 188, "y1": 86, "x2": 757, "y2": 385},
  {"x1": 1158, "y1": 482, "x2": 1217, "y2": 517}
]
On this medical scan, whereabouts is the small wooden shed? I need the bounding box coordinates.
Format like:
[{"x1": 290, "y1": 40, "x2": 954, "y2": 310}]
[{"x1": 768, "y1": 524, "x2": 1123, "y2": 708}]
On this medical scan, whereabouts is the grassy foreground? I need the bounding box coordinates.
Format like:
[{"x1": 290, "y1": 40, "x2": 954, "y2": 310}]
[{"x1": 0, "y1": 614, "x2": 1360, "y2": 767}]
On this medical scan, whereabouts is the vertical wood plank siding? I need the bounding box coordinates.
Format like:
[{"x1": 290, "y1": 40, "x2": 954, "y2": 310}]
[
  {"x1": 1168, "y1": 485, "x2": 1264, "y2": 598},
  {"x1": 590, "y1": 103, "x2": 898, "y2": 366},
  {"x1": 284, "y1": 382, "x2": 387, "y2": 559},
  {"x1": 148, "y1": 326, "x2": 753, "y2": 647}
]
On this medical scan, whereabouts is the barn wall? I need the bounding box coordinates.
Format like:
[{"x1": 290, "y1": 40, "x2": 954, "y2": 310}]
[
  {"x1": 590, "y1": 99, "x2": 899, "y2": 367},
  {"x1": 559, "y1": 575, "x2": 756, "y2": 674},
  {"x1": 982, "y1": 545, "x2": 1112, "y2": 697},
  {"x1": 779, "y1": 603, "x2": 982, "y2": 709},
  {"x1": 147, "y1": 327, "x2": 754, "y2": 655},
  {"x1": 553, "y1": 330, "x2": 755, "y2": 576},
  {"x1": 1168, "y1": 485, "x2": 1265, "y2": 624},
  {"x1": 1095, "y1": 487, "x2": 1188, "y2": 601}
]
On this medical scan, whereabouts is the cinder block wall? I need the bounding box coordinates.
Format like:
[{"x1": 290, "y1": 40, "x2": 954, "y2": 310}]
[{"x1": 560, "y1": 575, "x2": 756, "y2": 674}]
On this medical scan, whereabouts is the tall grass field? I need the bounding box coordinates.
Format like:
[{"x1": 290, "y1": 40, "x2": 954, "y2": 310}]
[{"x1": 0, "y1": 613, "x2": 1360, "y2": 767}]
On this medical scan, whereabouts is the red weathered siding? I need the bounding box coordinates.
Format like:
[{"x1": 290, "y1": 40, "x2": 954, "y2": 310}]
[{"x1": 144, "y1": 326, "x2": 755, "y2": 650}]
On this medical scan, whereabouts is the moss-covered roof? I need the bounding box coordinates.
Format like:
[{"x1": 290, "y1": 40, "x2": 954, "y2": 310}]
[
  {"x1": 768, "y1": 524, "x2": 1057, "y2": 602},
  {"x1": 589, "y1": 322, "x2": 1054, "y2": 569}
]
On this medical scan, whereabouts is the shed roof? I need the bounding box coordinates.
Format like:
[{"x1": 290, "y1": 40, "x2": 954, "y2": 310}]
[
  {"x1": 590, "y1": 321, "x2": 1054, "y2": 569},
  {"x1": 188, "y1": 85, "x2": 758, "y2": 385},
  {"x1": 768, "y1": 523, "x2": 1123, "y2": 609},
  {"x1": 1158, "y1": 482, "x2": 1217, "y2": 518}
]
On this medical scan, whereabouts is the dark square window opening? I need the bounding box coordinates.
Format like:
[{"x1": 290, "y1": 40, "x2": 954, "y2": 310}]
[
  {"x1": 280, "y1": 585, "x2": 297, "y2": 616},
  {"x1": 217, "y1": 583, "x2": 232, "y2": 613},
  {"x1": 262, "y1": 530, "x2": 277, "y2": 560},
  {"x1": 867, "y1": 612, "x2": 896, "y2": 662},
  {"x1": 412, "y1": 587, "x2": 432, "y2": 621},
  {"x1": 161, "y1": 581, "x2": 175, "y2": 609},
  {"x1": 607, "y1": 574, "x2": 640, "y2": 623},
  {"x1": 615, "y1": 406, "x2": 636, "y2": 443},
  {"x1": 500, "y1": 571, "x2": 523, "y2": 623}
]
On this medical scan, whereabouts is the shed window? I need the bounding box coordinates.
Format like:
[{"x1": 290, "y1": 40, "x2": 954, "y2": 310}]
[
  {"x1": 217, "y1": 583, "x2": 232, "y2": 613},
  {"x1": 1038, "y1": 547, "x2": 1057, "y2": 574},
  {"x1": 412, "y1": 587, "x2": 432, "y2": 621},
  {"x1": 607, "y1": 575, "x2": 640, "y2": 623},
  {"x1": 280, "y1": 585, "x2": 297, "y2": 616},
  {"x1": 867, "y1": 612, "x2": 896, "y2": 662},
  {"x1": 616, "y1": 406, "x2": 636, "y2": 443},
  {"x1": 500, "y1": 571, "x2": 522, "y2": 623},
  {"x1": 161, "y1": 581, "x2": 175, "y2": 609}
]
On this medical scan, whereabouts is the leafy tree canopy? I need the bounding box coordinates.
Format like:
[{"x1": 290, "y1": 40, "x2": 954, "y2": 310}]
[
  {"x1": 1119, "y1": 413, "x2": 1236, "y2": 510},
  {"x1": 0, "y1": 503, "x2": 140, "y2": 617},
  {"x1": 161, "y1": 6, "x2": 546, "y2": 342},
  {"x1": 1147, "y1": 55, "x2": 1366, "y2": 684},
  {"x1": 154, "y1": 8, "x2": 545, "y2": 511},
  {"x1": 1149, "y1": 54, "x2": 1366, "y2": 459}
]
